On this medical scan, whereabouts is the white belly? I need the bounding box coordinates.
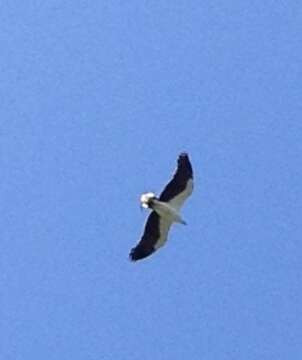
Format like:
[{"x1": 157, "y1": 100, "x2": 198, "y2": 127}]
[{"x1": 152, "y1": 200, "x2": 182, "y2": 223}]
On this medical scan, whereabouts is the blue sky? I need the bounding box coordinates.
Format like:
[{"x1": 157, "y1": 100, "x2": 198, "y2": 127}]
[{"x1": 2, "y1": 1, "x2": 302, "y2": 359}]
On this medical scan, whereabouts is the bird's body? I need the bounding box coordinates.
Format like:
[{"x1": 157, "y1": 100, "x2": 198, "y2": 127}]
[
  {"x1": 148, "y1": 198, "x2": 186, "y2": 225},
  {"x1": 129, "y1": 152, "x2": 193, "y2": 261}
]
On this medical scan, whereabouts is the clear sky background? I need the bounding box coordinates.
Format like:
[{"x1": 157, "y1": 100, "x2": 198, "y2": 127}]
[{"x1": 2, "y1": 2, "x2": 302, "y2": 359}]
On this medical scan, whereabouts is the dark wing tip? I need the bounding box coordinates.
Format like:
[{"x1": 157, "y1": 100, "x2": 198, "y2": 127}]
[
  {"x1": 129, "y1": 248, "x2": 140, "y2": 261},
  {"x1": 179, "y1": 151, "x2": 189, "y2": 158},
  {"x1": 178, "y1": 152, "x2": 193, "y2": 179},
  {"x1": 129, "y1": 245, "x2": 155, "y2": 262}
]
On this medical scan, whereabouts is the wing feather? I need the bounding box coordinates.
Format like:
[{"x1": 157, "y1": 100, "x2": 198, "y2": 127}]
[
  {"x1": 129, "y1": 211, "x2": 172, "y2": 261},
  {"x1": 159, "y1": 152, "x2": 193, "y2": 210}
]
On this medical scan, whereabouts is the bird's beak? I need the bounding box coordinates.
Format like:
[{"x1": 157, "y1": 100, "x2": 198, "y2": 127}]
[{"x1": 140, "y1": 202, "x2": 149, "y2": 210}]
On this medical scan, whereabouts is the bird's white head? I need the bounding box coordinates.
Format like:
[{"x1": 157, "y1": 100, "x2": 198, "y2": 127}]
[{"x1": 140, "y1": 192, "x2": 156, "y2": 209}]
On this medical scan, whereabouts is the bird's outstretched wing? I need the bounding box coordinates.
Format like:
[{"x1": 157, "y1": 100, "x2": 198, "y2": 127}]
[
  {"x1": 129, "y1": 211, "x2": 172, "y2": 261},
  {"x1": 159, "y1": 152, "x2": 193, "y2": 210}
]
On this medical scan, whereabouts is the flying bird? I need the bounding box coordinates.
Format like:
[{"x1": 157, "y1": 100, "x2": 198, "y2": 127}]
[{"x1": 129, "y1": 152, "x2": 193, "y2": 261}]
